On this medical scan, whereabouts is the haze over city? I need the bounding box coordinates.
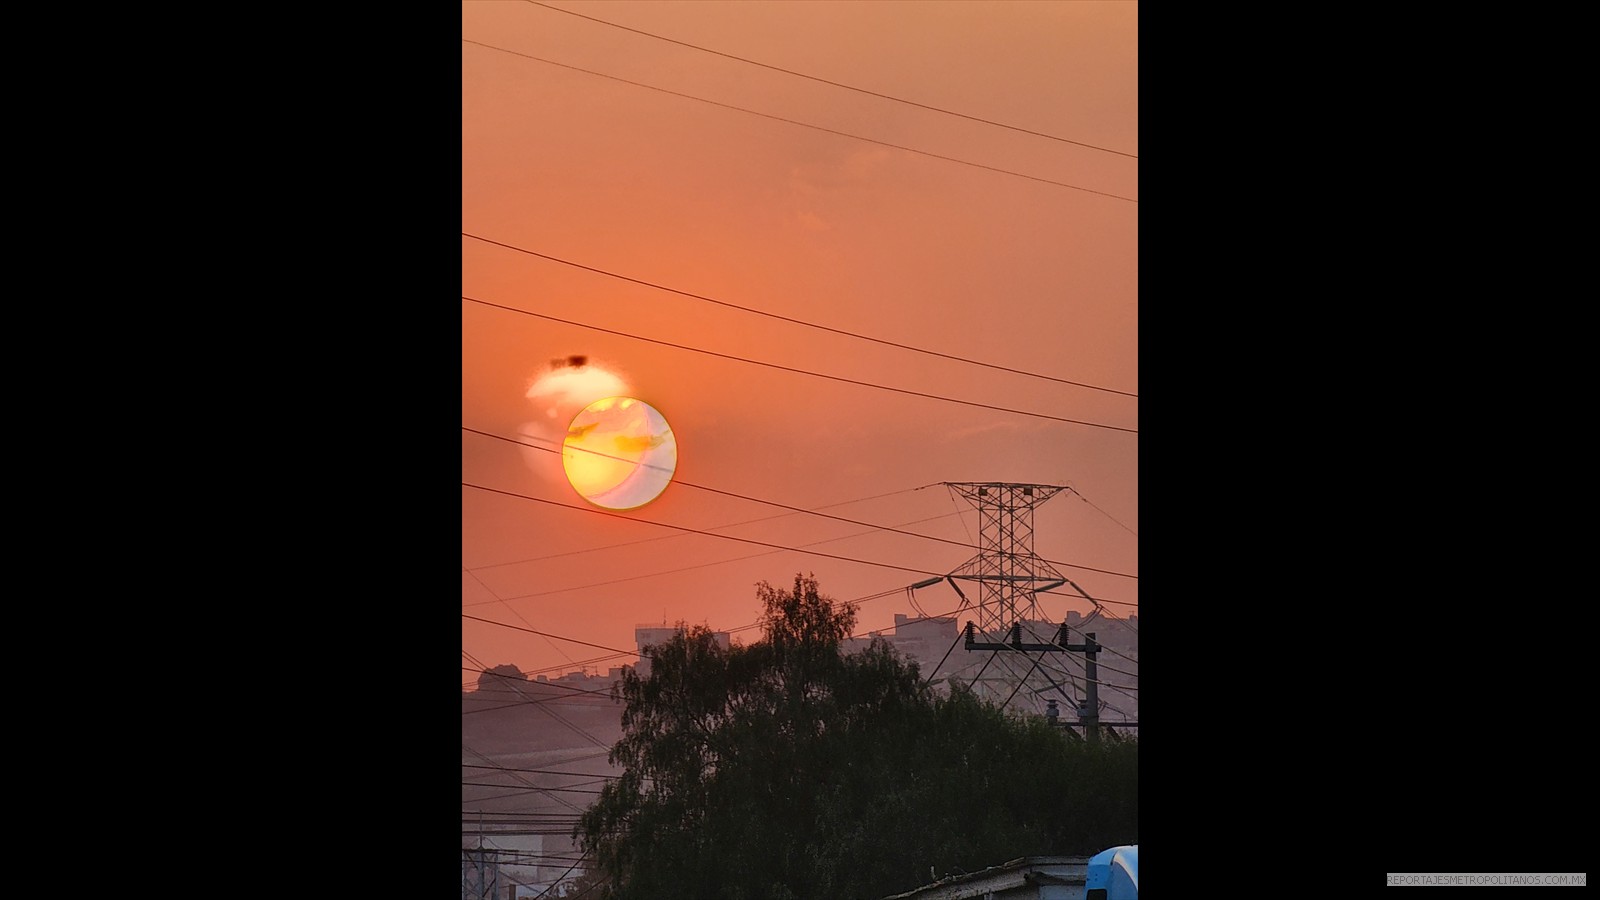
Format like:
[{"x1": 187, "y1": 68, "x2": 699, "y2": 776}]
[{"x1": 462, "y1": 0, "x2": 1138, "y2": 685}]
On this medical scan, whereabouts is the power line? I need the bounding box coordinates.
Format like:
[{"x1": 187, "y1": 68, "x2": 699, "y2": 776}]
[
  {"x1": 462, "y1": 692, "x2": 614, "y2": 714},
  {"x1": 967, "y1": 620, "x2": 1137, "y2": 701},
  {"x1": 921, "y1": 626, "x2": 965, "y2": 688},
  {"x1": 462, "y1": 738, "x2": 586, "y2": 814},
  {"x1": 464, "y1": 666, "x2": 616, "y2": 696},
  {"x1": 464, "y1": 563, "x2": 1132, "y2": 682},
  {"x1": 999, "y1": 651, "x2": 1049, "y2": 710},
  {"x1": 464, "y1": 546, "x2": 1133, "y2": 689},
  {"x1": 466, "y1": 594, "x2": 1132, "y2": 770},
  {"x1": 1039, "y1": 588, "x2": 1137, "y2": 610},
  {"x1": 459, "y1": 849, "x2": 592, "y2": 865},
  {"x1": 460, "y1": 504, "x2": 1135, "y2": 689},
  {"x1": 464, "y1": 564, "x2": 582, "y2": 669},
  {"x1": 1017, "y1": 618, "x2": 1139, "y2": 683},
  {"x1": 462, "y1": 666, "x2": 621, "y2": 715},
  {"x1": 464, "y1": 233, "x2": 1137, "y2": 399},
  {"x1": 463, "y1": 613, "x2": 638, "y2": 657},
  {"x1": 464, "y1": 781, "x2": 606, "y2": 795},
  {"x1": 467, "y1": 650, "x2": 635, "y2": 686},
  {"x1": 461, "y1": 39, "x2": 1138, "y2": 203},
  {"x1": 478, "y1": 508, "x2": 969, "y2": 606},
  {"x1": 464, "y1": 812, "x2": 591, "y2": 820},
  {"x1": 1022, "y1": 608, "x2": 1140, "y2": 668},
  {"x1": 1067, "y1": 488, "x2": 1138, "y2": 537},
  {"x1": 464, "y1": 587, "x2": 909, "y2": 689},
  {"x1": 522, "y1": 1, "x2": 1137, "y2": 159},
  {"x1": 533, "y1": 853, "x2": 591, "y2": 900},
  {"x1": 527, "y1": 688, "x2": 614, "y2": 751},
  {"x1": 464, "y1": 763, "x2": 618, "y2": 780},
  {"x1": 967, "y1": 650, "x2": 998, "y2": 690},
  {"x1": 475, "y1": 428, "x2": 1137, "y2": 580},
  {"x1": 468, "y1": 483, "x2": 935, "y2": 571},
  {"x1": 461, "y1": 296, "x2": 1138, "y2": 434},
  {"x1": 465, "y1": 480, "x2": 974, "y2": 581}
]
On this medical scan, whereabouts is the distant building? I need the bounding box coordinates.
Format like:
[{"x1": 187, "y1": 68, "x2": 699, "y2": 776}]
[
  {"x1": 532, "y1": 667, "x2": 627, "y2": 686},
  {"x1": 633, "y1": 623, "x2": 731, "y2": 677},
  {"x1": 837, "y1": 609, "x2": 1137, "y2": 724},
  {"x1": 842, "y1": 613, "x2": 958, "y2": 678}
]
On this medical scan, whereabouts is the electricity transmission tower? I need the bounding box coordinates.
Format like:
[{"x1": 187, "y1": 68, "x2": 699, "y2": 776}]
[
  {"x1": 942, "y1": 482, "x2": 1074, "y2": 715},
  {"x1": 945, "y1": 482, "x2": 1069, "y2": 633}
]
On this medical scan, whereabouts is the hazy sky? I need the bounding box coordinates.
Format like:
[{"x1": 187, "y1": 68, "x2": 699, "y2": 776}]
[{"x1": 462, "y1": 0, "x2": 1138, "y2": 687}]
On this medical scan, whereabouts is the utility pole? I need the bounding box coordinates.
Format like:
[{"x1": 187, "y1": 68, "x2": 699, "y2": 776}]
[
  {"x1": 965, "y1": 621, "x2": 1108, "y2": 740},
  {"x1": 1064, "y1": 628, "x2": 1099, "y2": 742}
]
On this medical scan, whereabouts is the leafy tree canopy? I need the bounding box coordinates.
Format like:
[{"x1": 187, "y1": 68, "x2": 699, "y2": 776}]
[
  {"x1": 476, "y1": 663, "x2": 525, "y2": 692},
  {"x1": 577, "y1": 574, "x2": 1137, "y2": 900}
]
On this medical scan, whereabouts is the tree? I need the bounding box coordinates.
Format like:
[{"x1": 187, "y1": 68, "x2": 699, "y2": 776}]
[
  {"x1": 577, "y1": 574, "x2": 1137, "y2": 900},
  {"x1": 476, "y1": 663, "x2": 525, "y2": 693}
]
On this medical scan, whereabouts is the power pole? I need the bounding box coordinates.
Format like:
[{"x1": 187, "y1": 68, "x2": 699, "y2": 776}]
[
  {"x1": 965, "y1": 621, "x2": 1105, "y2": 740},
  {"x1": 1065, "y1": 629, "x2": 1099, "y2": 742}
]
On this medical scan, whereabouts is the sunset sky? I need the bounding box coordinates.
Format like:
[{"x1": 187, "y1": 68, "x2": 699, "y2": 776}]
[{"x1": 461, "y1": 0, "x2": 1138, "y2": 688}]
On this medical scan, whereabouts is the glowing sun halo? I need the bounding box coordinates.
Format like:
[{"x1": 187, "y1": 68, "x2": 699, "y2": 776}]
[{"x1": 562, "y1": 396, "x2": 677, "y2": 510}]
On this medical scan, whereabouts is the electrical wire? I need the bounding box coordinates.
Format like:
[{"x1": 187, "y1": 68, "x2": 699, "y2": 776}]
[
  {"x1": 464, "y1": 782, "x2": 606, "y2": 795},
  {"x1": 532, "y1": 852, "x2": 591, "y2": 900},
  {"x1": 464, "y1": 494, "x2": 1132, "y2": 683},
  {"x1": 1066, "y1": 487, "x2": 1139, "y2": 537},
  {"x1": 464, "y1": 763, "x2": 619, "y2": 781},
  {"x1": 463, "y1": 582, "x2": 1136, "y2": 698},
  {"x1": 464, "y1": 587, "x2": 1134, "y2": 710},
  {"x1": 463, "y1": 739, "x2": 586, "y2": 814},
  {"x1": 465, "y1": 650, "x2": 616, "y2": 750},
  {"x1": 466, "y1": 648, "x2": 636, "y2": 686},
  {"x1": 462, "y1": 666, "x2": 620, "y2": 715},
  {"x1": 464, "y1": 564, "x2": 582, "y2": 669},
  {"x1": 472, "y1": 506, "x2": 970, "y2": 607},
  {"x1": 468, "y1": 587, "x2": 940, "y2": 698},
  {"x1": 920, "y1": 626, "x2": 965, "y2": 688},
  {"x1": 467, "y1": 428, "x2": 1138, "y2": 580},
  {"x1": 966, "y1": 650, "x2": 998, "y2": 690},
  {"x1": 465, "y1": 480, "x2": 956, "y2": 580},
  {"x1": 1039, "y1": 588, "x2": 1137, "y2": 609},
  {"x1": 462, "y1": 39, "x2": 1139, "y2": 203},
  {"x1": 463, "y1": 613, "x2": 638, "y2": 657},
  {"x1": 522, "y1": 0, "x2": 1138, "y2": 159},
  {"x1": 1013, "y1": 618, "x2": 1139, "y2": 685},
  {"x1": 465, "y1": 233, "x2": 1138, "y2": 399},
  {"x1": 999, "y1": 652, "x2": 1044, "y2": 709},
  {"x1": 492, "y1": 425, "x2": 1132, "y2": 573},
  {"x1": 463, "y1": 665, "x2": 616, "y2": 697},
  {"x1": 469, "y1": 483, "x2": 935, "y2": 570},
  {"x1": 461, "y1": 296, "x2": 1139, "y2": 434},
  {"x1": 464, "y1": 586, "x2": 902, "y2": 690}
]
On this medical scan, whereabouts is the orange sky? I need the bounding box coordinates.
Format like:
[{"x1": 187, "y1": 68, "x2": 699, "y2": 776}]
[{"x1": 461, "y1": 0, "x2": 1138, "y2": 687}]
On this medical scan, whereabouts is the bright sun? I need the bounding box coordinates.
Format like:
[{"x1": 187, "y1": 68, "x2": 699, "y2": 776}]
[{"x1": 562, "y1": 396, "x2": 677, "y2": 510}]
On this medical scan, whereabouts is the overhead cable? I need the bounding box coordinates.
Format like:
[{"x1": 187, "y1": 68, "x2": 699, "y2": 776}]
[
  {"x1": 523, "y1": 0, "x2": 1138, "y2": 159},
  {"x1": 461, "y1": 296, "x2": 1138, "y2": 434},
  {"x1": 464, "y1": 233, "x2": 1137, "y2": 399},
  {"x1": 462, "y1": 39, "x2": 1138, "y2": 203},
  {"x1": 476, "y1": 427, "x2": 1136, "y2": 579}
]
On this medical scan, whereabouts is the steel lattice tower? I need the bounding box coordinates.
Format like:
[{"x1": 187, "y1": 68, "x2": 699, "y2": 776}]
[
  {"x1": 939, "y1": 482, "x2": 1076, "y2": 715},
  {"x1": 946, "y1": 482, "x2": 1069, "y2": 638}
]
